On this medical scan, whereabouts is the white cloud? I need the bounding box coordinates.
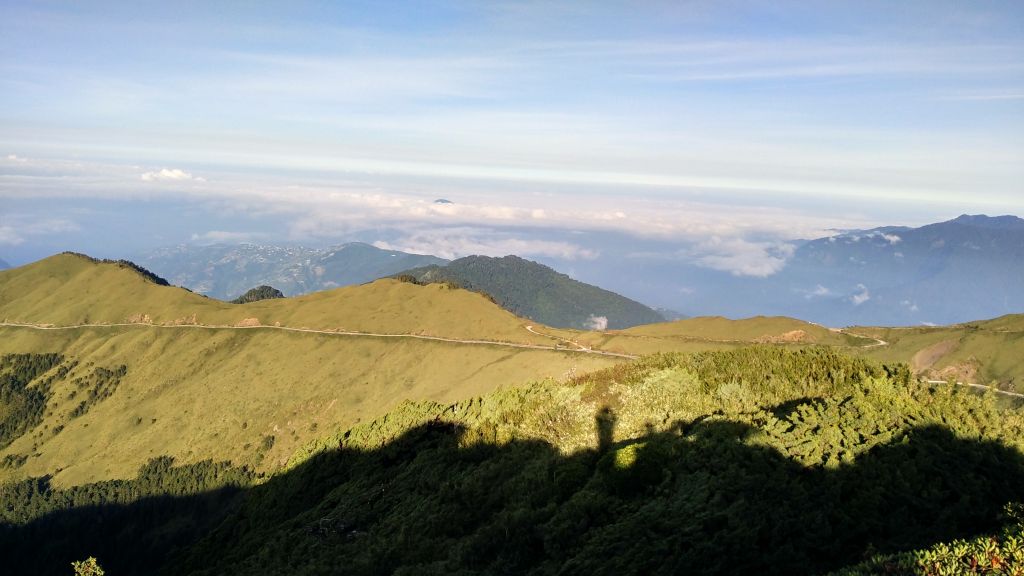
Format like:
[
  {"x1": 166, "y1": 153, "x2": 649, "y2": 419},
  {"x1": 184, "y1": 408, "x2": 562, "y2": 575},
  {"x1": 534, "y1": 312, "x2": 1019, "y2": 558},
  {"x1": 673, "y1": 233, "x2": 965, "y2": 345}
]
[
  {"x1": 900, "y1": 299, "x2": 919, "y2": 312},
  {"x1": 850, "y1": 284, "x2": 871, "y2": 306},
  {"x1": 801, "y1": 284, "x2": 832, "y2": 299},
  {"x1": 692, "y1": 237, "x2": 795, "y2": 277},
  {"x1": 846, "y1": 231, "x2": 902, "y2": 244},
  {"x1": 584, "y1": 315, "x2": 609, "y2": 331},
  {"x1": 6, "y1": 154, "x2": 27, "y2": 164},
  {"x1": 374, "y1": 229, "x2": 598, "y2": 261},
  {"x1": 141, "y1": 168, "x2": 203, "y2": 182},
  {"x1": 0, "y1": 155, "x2": 893, "y2": 246}
]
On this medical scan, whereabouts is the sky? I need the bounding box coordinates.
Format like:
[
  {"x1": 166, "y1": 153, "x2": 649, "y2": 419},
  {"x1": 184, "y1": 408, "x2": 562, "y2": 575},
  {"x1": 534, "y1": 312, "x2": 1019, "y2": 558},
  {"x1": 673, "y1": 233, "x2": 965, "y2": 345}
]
[{"x1": 1, "y1": 0, "x2": 1022, "y2": 284}]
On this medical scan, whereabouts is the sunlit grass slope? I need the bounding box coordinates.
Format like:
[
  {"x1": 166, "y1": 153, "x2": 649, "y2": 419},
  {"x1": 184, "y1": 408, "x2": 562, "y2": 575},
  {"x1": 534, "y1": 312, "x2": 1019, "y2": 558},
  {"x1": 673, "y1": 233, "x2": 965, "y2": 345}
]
[
  {"x1": 856, "y1": 314, "x2": 1024, "y2": 390},
  {"x1": 540, "y1": 315, "x2": 872, "y2": 356},
  {"x1": 0, "y1": 255, "x2": 618, "y2": 486},
  {"x1": 0, "y1": 253, "x2": 551, "y2": 345}
]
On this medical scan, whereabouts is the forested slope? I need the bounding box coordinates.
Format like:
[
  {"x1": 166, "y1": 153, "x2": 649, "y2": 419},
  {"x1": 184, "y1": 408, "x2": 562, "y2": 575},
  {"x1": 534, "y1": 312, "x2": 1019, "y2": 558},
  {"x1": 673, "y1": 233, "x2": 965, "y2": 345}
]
[
  {"x1": 2, "y1": 348, "x2": 1021, "y2": 575},
  {"x1": 399, "y1": 255, "x2": 665, "y2": 329}
]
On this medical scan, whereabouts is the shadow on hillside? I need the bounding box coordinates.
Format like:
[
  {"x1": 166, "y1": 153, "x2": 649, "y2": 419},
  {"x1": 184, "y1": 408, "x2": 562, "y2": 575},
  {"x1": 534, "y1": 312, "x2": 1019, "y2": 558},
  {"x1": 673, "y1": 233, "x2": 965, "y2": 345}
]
[{"x1": 3, "y1": 406, "x2": 1024, "y2": 576}]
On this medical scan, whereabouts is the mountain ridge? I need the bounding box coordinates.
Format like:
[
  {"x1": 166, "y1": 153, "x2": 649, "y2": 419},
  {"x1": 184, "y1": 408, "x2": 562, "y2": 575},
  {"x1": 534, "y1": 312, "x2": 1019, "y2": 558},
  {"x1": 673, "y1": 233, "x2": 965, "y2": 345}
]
[
  {"x1": 136, "y1": 242, "x2": 448, "y2": 300},
  {"x1": 761, "y1": 213, "x2": 1024, "y2": 326},
  {"x1": 0, "y1": 252, "x2": 619, "y2": 486},
  {"x1": 398, "y1": 254, "x2": 666, "y2": 329}
]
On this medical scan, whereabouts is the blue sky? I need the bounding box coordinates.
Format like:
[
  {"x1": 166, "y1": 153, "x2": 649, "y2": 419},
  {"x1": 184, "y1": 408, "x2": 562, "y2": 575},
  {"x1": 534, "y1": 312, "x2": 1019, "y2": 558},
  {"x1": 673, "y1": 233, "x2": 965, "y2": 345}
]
[{"x1": 1, "y1": 0, "x2": 1022, "y2": 273}]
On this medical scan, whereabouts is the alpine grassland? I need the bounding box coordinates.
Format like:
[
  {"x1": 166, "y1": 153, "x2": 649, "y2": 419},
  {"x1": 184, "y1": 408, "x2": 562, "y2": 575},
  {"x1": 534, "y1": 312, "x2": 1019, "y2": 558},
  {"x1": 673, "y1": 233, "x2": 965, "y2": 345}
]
[
  {"x1": 852, "y1": 315, "x2": 1024, "y2": 392},
  {"x1": 0, "y1": 255, "x2": 618, "y2": 486}
]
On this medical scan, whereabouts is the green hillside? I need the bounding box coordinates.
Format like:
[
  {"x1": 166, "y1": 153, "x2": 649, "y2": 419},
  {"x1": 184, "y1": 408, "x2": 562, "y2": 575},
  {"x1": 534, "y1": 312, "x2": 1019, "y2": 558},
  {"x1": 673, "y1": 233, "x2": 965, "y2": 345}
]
[
  {"x1": 0, "y1": 255, "x2": 619, "y2": 486},
  {"x1": 230, "y1": 285, "x2": 285, "y2": 304},
  {"x1": 2, "y1": 348, "x2": 1021, "y2": 575},
  {"x1": 399, "y1": 255, "x2": 666, "y2": 330},
  {"x1": 527, "y1": 315, "x2": 874, "y2": 357},
  {"x1": 0, "y1": 253, "x2": 556, "y2": 345},
  {"x1": 852, "y1": 314, "x2": 1024, "y2": 391}
]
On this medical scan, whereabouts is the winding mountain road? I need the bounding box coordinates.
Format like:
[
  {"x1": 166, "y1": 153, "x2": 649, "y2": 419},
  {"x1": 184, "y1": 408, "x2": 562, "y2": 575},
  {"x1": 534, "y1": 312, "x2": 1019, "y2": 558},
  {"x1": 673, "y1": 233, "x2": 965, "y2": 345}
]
[
  {"x1": 837, "y1": 329, "x2": 889, "y2": 348},
  {"x1": 4, "y1": 322, "x2": 1019, "y2": 397},
  {"x1": 0, "y1": 321, "x2": 640, "y2": 360},
  {"x1": 923, "y1": 379, "x2": 1024, "y2": 399}
]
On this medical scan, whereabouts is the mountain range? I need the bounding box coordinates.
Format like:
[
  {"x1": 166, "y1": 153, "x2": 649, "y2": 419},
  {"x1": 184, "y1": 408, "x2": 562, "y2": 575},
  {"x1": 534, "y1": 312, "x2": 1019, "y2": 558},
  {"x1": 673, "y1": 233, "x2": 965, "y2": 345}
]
[
  {"x1": 550, "y1": 214, "x2": 1024, "y2": 327},
  {"x1": 133, "y1": 215, "x2": 1024, "y2": 328},
  {"x1": 771, "y1": 214, "x2": 1024, "y2": 325},
  {"x1": 135, "y1": 242, "x2": 447, "y2": 300},
  {"x1": 139, "y1": 246, "x2": 669, "y2": 330}
]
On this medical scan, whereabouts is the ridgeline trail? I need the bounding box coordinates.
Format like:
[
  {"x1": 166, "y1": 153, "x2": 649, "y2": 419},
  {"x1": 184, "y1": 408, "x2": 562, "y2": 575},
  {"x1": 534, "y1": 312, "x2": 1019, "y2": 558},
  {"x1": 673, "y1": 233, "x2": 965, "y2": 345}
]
[
  {"x1": 924, "y1": 379, "x2": 1024, "y2": 399},
  {"x1": 4, "y1": 321, "x2": 1019, "y2": 398},
  {"x1": 0, "y1": 321, "x2": 641, "y2": 360}
]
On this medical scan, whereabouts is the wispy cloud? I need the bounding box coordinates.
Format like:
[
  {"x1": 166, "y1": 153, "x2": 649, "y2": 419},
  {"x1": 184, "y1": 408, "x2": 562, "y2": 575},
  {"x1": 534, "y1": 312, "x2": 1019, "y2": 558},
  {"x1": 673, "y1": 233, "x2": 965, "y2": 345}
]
[
  {"x1": 373, "y1": 228, "x2": 599, "y2": 261},
  {"x1": 800, "y1": 284, "x2": 832, "y2": 299},
  {"x1": 0, "y1": 216, "x2": 80, "y2": 246},
  {"x1": 850, "y1": 284, "x2": 871, "y2": 306},
  {"x1": 692, "y1": 237, "x2": 796, "y2": 278},
  {"x1": 901, "y1": 299, "x2": 919, "y2": 312},
  {"x1": 938, "y1": 91, "x2": 1024, "y2": 101},
  {"x1": 141, "y1": 168, "x2": 204, "y2": 182}
]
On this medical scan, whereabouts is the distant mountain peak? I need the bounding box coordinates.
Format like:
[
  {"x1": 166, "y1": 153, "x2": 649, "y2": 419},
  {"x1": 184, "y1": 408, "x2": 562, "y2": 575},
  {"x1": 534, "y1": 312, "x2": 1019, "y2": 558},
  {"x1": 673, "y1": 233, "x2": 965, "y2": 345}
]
[
  {"x1": 948, "y1": 214, "x2": 1024, "y2": 229},
  {"x1": 231, "y1": 285, "x2": 285, "y2": 304}
]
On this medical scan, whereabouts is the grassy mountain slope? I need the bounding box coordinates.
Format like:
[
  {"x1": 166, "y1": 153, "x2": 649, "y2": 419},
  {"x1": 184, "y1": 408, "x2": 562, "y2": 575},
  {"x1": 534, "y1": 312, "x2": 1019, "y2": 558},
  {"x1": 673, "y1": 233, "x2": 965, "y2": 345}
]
[
  {"x1": 0, "y1": 253, "x2": 211, "y2": 326},
  {"x1": 531, "y1": 315, "x2": 873, "y2": 356},
  {"x1": 853, "y1": 314, "x2": 1024, "y2": 391},
  {"x1": 400, "y1": 255, "x2": 665, "y2": 330},
  {"x1": 0, "y1": 253, "x2": 554, "y2": 345},
  {"x1": 0, "y1": 255, "x2": 619, "y2": 486},
  {"x1": 3, "y1": 348, "x2": 1022, "y2": 575},
  {"x1": 529, "y1": 314, "x2": 1023, "y2": 392},
  {"x1": 623, "y1": 316, "x2": 841, "y2": 340}
]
